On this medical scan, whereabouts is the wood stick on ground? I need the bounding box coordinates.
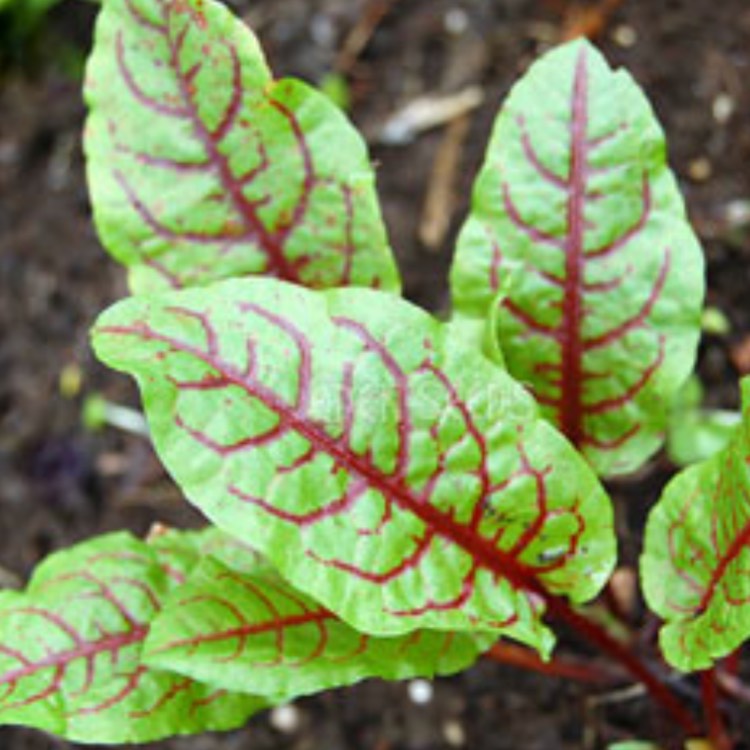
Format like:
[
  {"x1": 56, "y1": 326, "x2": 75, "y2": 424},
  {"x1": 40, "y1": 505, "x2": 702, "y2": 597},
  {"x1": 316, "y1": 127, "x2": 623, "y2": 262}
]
[
  {"x1": 336, "y1": 0, "x2": 400, "y2": 74},
  {"x1": 419, "y1": 114, "x2": 470, "y2": 251}
]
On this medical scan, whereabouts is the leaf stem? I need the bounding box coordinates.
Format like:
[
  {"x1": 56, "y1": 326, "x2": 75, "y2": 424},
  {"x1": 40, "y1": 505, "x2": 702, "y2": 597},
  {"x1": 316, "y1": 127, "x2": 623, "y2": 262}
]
[
  {"x1": 543, "y1": 594, "x2": 702, "y2": 738},
  {"x1": 484, "y1": 641, "x2": 615, "y2": 684},
  {"x1": 701, "y1": 668, "x2": 733, "y2": 750},
  {"x1": 723, "y1": 649, "x2": 741, "y2": 677}
]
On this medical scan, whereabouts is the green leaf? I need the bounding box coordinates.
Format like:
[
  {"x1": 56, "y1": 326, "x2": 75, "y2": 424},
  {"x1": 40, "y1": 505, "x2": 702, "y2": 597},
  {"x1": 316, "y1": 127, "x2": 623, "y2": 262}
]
[
  {"x1": 0, "y1": 532, "x2": 264, "y2": 742},
  {"x1": 149, "y1": 523, "x2": 265, "y2": 575},
  {"x1": 85, "y1": 0, "x2": 399, "y2": 293},
  {"x1": 666, "y1": 377, "x2": 741, "y2": 467},
  {"x1": 0, "y1": 0, "x2": 60, "y2": 19},
  {"x1": 701, "y1": 306, "x2": 731, "y2": 337},
  {"x1": 93, "y1": 278, "x2": 615, "y2": 655},
  {"x1": 642, "y1": 378, "x2": 750, "y2": 671},
  {"x1": 146, "y1": 556, "x2": 492, "y2": 700},
  {"x1": 450, "y1": 39, "x2": 704, "y2": 477}
]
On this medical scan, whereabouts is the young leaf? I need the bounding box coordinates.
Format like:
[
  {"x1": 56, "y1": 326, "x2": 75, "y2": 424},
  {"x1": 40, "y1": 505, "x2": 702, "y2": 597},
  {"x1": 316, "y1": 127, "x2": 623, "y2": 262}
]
[
  {"x1": 0, "y1": 532, "x2": 264, "y2": 742},
  {"x1": 450, "y1": 39, "x2": 704, "y2": 477},
  {"x1": 85, "y1": 0, "x2": 399, "y2": 293},
  {"x1": 92, "y1": 278, "x2": 615, "y2": 655},
  {"x1": 666, "y1": 376, "x2": 741, "y2": 467},
  {"x1": 146, "y1": 556, "x2": 492, "y2": 700},
  {"x1": 642, "y1": 378, "x2": 750, "y2": 672}
]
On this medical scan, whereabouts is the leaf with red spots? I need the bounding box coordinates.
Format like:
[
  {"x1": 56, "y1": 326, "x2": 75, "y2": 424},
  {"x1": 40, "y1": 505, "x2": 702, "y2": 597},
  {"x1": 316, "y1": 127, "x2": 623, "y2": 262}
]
[
  {"x1": 0, "y1": 532, "x2": 264, "y2": 742},
  {"x1": 92, "y1": 278, "x2": 615, "y2": 655},
  {"x1": 85, "y1": 0, "x2": 399, "y2": 293},
  {"x1": 450, "y1": 39, "x2": 704, "y2": 476},
  {"x1": 642, "y1": 378, "x2": 750, "y2": 672},
  {"x1": 145, "y1": 556, "x2": 493, "y2": 700}
]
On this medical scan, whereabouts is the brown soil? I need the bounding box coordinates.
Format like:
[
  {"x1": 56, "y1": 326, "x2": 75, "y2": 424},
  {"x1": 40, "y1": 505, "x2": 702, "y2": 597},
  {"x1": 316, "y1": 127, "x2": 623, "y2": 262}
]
[{"x1": 1, "y1": 0, "x2": 750, "y2": 748}]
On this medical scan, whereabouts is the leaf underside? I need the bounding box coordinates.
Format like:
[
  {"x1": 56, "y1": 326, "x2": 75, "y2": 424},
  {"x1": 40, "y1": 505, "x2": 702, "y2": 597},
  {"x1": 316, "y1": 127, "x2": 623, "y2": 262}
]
[
  {"x1": 93, "y1": 278, "x2": 615, "y2": 655},
  {"x1": 146, "y1": 556, "x2": 492, "y2": 700},
  {"x1": 450, "y1": 39, "x2": 704, "y2": 477},
  {"x1": 642, "y1": 379, "x2": 750, "y2": 672},
  {"x1": 0, "y1": 532, "x2": 264, "y2": 743},
  {"x1": 85, "y1": 0, "x2": 399, "y2": 293}
]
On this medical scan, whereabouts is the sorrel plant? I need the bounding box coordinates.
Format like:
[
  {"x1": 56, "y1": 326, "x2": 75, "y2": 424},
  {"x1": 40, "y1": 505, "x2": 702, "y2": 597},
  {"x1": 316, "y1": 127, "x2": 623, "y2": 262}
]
[{"x1": 1, "y1": 0, "x2": 748, "y2": 747}]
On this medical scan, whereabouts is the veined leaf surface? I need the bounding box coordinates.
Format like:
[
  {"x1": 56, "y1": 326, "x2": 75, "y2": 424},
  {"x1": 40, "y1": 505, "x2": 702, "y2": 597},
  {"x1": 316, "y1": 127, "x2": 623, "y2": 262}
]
[
  {"x1": 0, "y1": 533, "x2": 264, "y2": 742},
  {"x1": 93, "y1": 278, "x2": 615, "y2": 654},
  {"x1": 146, "y1": 556, "x2": 492, "y2": 699},
  {"x1": 450, "y1": 39, "x2": 704, "y2": 476},
  {"x1": 85, "y1": 0, "x2": 399, "y2": 293},
  {"x1": 642, "y1": 379, "x2": 750, "y2": 672},
  {"x1": 150, "y1": 524, "x2": 266, "y2": 576}
]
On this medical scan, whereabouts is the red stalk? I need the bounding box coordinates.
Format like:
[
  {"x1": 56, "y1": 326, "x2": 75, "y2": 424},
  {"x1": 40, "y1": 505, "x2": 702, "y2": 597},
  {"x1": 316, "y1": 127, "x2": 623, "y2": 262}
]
[
  {"x1": 485, "y1": 642, "x2": 615, "y2": 685},
  {"x1": 723, "y1": 649, "x2": 741, "y2": 677},
  {"x1": 701, "y1": 669, "x2": 733, "y2": 750},
  {"x1": 544, "y1": 594, "x2": 702, "y2": 737}
]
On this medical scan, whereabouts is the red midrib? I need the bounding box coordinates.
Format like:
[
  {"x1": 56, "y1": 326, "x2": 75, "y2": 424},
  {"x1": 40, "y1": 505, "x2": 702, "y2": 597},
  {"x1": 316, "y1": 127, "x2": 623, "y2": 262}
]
[
  {"x1": 697, "y1": 515, "x2": 750, "y2": 614},
  {"x1": 103, "y1": 323, "x2": 549, "y2": 604},
  {"x1": 165, "y1": 12, "x2": 298, "y2": 281},
  {"x1": 163, "y1": 609, "x2": 334, "y2": 651},
  {"x1": 559, "y1": 48, "x2": 590, "y2": 447},
  {"x1": 0, "y1": 625, "x2": 147, "y2": 687}
]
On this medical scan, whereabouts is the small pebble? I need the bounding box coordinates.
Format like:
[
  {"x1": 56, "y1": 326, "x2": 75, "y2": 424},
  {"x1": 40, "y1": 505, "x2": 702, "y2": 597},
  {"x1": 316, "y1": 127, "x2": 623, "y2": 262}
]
[
  {"x1": 407, "y1": 679, "x2": 434, "y2": 705},
  {"x1": 270, "y1": 704, "x2": 300, "y2": 734},
  {"x1": 611, "y1": 24, "x2": 638, "y2": 48},
  {"x1": 59, "y1": 362, "x2": 83, "y2": 399},
  {"x1": 444, "y1": 8, "x2": 469, "y2": 35},
  {"x1": 712, "y1": 92, "x2": 735, "y2": 124},
  {"x1": 725, "y1": 198, "x2": 750, "y2": 227},
  {"x1": 310, "y1": 14, "x2": 336, "y2": 48},
  {"x1": 527, "y1": 21, "x2": 557, "y2": 45},
  {"x1": 0, "y1": 139, "x2": 19, "y2": 166},
  {"x1": 443, "y1": 719, "x2": 466, "y2": 747},
  {"x1": 687, "y1": 156, "x2": 712, "y2": 182}
]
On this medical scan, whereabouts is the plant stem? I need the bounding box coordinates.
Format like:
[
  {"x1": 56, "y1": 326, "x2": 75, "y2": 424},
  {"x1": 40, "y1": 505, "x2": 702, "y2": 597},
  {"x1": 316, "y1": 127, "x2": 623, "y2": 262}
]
[
  {"x1": 701, "y1": 669, "x2": 732, "y2": 750},
  {"x1": 543, "y1": 594, "x2": 702, "y2": 737},
  {"x1": 485, "y1": 642, "x2": 615, "y2": 685},
  {"x1": 723, "y1": 649, "x2": 741, "y2": 677}
]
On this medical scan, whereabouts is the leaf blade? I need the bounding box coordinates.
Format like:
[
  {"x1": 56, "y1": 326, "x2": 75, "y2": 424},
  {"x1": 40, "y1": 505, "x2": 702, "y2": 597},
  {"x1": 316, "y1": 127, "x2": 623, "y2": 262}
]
[
  {"x1": 642, "y1": 378, "x2": 750, "y2": 671},
  {"x1": 85, "y1": 0, "x2": 399, "y2": 292},
  {"x1": 93, "y1": 278, "x2": 615, "y2": 654},
  {"x1": 0, "y1": 532, "x2": 264, "y2": 742},
  {"x1": 450, "y1": 39, "x2": 704, "y2": 476},
  {"x1": 146, "y1": 556, "x2": 492, "y2": 700}
]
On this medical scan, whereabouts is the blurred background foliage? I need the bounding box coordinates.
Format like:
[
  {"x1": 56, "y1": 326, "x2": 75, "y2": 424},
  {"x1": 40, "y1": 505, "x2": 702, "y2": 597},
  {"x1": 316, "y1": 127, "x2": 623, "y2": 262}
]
[{"x1": 0, "y1": 0, "x2": 98, "y2": 72}]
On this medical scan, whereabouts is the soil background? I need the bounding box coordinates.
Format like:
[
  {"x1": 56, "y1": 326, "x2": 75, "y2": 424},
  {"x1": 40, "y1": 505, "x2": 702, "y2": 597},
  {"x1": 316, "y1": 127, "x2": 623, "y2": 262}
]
[{"x1": 2, "y1": 0, "x2": 750, "y2": 748}]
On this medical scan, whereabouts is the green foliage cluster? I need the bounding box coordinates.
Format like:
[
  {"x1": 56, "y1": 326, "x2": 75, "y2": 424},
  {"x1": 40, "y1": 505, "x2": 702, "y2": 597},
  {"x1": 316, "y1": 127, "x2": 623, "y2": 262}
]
[{"x1": 1, "y1": 0, "x2": 747, "y2": 746}]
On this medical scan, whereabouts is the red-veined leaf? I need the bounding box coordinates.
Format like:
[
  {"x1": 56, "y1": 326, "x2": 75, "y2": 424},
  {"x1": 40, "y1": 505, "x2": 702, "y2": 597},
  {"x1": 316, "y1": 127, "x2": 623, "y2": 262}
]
[
  {"x1": 93, "y1": 278, "x2": 615, "y2": 655},
  {"x1": 450, "y1": 39, "x2": 704, "y2": 476},
  {"x1": 0, "y1": 532, "x2": 264, "y2": 742},
  {"x1": 85, "y1": 0, "x2": 399, "y2": 293},
  {"x1": 148, "y1": 522, "x2": 265, "y2": 576},
  {"x1": 146, "y1": 556, "x2": 493, "y2": 700},
  {"x1": 642, "y1": 378, "x2": 750, "y2": 671}
]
